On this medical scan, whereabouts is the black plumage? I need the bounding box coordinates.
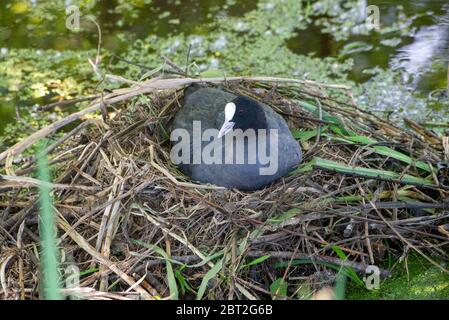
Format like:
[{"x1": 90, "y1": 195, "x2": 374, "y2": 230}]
[{"x1": 171, "y1": 85, "x2": 302, "y2": 190}]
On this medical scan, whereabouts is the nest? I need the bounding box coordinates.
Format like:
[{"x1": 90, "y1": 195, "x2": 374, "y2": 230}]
[{"x1": 1, "y1": 76, "x2": 448, "y2": 300}]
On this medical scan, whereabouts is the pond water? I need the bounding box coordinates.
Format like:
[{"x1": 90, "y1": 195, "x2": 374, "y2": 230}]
[
  {"x1": 0, "y1": 0, "x2": 257, "y2": 51},
  {"x1": 287, "y1": 0, "x2": 449, "y2": 88},
  {"x1": 0, "y1": 0, "x2": 448, "y2": 135}
]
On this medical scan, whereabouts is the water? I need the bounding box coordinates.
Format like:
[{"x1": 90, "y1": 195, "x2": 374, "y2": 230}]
[
  {"x1": 1, "y1": 0, "x2": 448, "y2": 134},
  {"x1": 287, "y1": 0, "x2": 449, "y2": 88},
  {"x1": 0, "y1": 0, "x2": 257, "y2": 52}
]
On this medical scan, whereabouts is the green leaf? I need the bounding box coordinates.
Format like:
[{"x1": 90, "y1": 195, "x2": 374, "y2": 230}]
[
  {"x1": 329, "y1": 124, "x2": 349, "y2": 136},
  {"x1": 37, "y1": 140, "x2": 62, "y2": 300},
  {"x1": 305, "y1": 157, "x2": 434, "y2": 186},
  {"x1": 165, "y1": 257, "x2": 179, "y2": 299},
  {"x1": 339, "y1": 41, "x2": 373, "y2": 57},
  {"x1": 79, "y1": 268, "x2": 99, "y2": 277},
  {"x1": 239, "y1": 255, "x2": 271, "y2": 271},
  {"x1": 289, "y1": 160, "x2": 314, "y2": 175},
  {"x1": 330, "y1": 134, "x2": 433, "y2": 173},
  {"x1": 372, "y1": 146, "x2": 431, "y2": 172},
  {"x1": 331, "y1": 245, "x2": 348, "y2": 261},
  {"x1": 131, "y1": 241, "x2": 178, "y2": 299},
  {"x1": 291, "y1": 126, "x2": 328, "y2": 141},
  {"x1": 331, "y1": 246, "x2": 364, "y2": 287},
  {"x1": 336, "y1": 195, "x2": 365, "y2": 202},
  {"x1": 139, "y1": 65, "x2": 164, "y2": 81},
  {"x1": 270, "y1": 278, "x2": 288, "y2": 300},
  {"x1": 334, "y1": 272, "x2": 347, "y2": 300},
  {"x1": 175, "y1": 266, "x2": 193, "y2": 295},
  {"x1": 268, "y1": 208, "x2": 301, "y2": 223},
  {"x1": 196, "y1": 258, "x2": 224, "y2": 300},
  {"x1": 340, "y1": 134, "x2": 376, "y2": 144},
  {"x1": 296, "y1": 100, "x2": 344, "y2": 128}
]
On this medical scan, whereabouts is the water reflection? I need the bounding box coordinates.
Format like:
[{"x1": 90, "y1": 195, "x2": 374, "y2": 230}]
[
  {"x1": 286, "y1": 0, "x2": 449, "y2": 95},
  {"x1": 391, "y1": 9, "x2": 449, "y2": 88}
]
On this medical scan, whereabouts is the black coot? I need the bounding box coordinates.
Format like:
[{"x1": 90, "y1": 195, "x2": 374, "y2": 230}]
[{"x1": 170, "y1": 85, "x2": 302, "y2": 190}]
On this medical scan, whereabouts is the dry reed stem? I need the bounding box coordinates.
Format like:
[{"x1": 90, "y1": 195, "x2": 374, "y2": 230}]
[
  {"x1": 0, "y1": 175, "x2": 100, "y2": 192},
  {"x1": 138, "y1": 208, "x2": 215, "y2": 269},
  {"x1": 57, "y1": 215, "x2": 154, "y2": 300}
]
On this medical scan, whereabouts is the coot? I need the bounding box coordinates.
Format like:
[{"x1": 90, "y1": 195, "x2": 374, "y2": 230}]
[{"x1": 170, "y1": 85, "x2": 301, "y2": 190}]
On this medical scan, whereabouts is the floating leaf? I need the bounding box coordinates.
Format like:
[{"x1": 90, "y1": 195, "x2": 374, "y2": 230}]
[{"x1": 339, "y1": 41, "x2": 373, "y2": 57}]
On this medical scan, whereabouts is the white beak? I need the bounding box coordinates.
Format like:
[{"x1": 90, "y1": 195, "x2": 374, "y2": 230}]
[{"x1": 217, "y1": 121, "x2": 235, "y2": 138}]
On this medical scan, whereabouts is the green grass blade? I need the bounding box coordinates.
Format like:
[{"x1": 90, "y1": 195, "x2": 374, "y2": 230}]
[
  {"x1": 270, "y1": 278, "x2": 288, "y2": 300},
  {"x1": 310, "y1": 157, "x2": 433, "y2": 186},
  {"x1": 289, "y1": 160, "x2": 314, "y2": 175},
  {"x1": 196, "y1": 258, "x2": 223, "y2": 300},
  {"x1": 239, "y1": 255, "x2": 271, "y2": 271},
  {"x1": 334, "y1": 271, "x2": 347, "y2": 300},
  {"x1": 131, "y1": 241, "x2": 178, "y2": 299},
  {"x1": 331, "y1": 246, "x2": 364, "y2": 286},
  {"x1": 268, "y1": 208, "x2": 301, "y2": 223},
  {"x1": 296, "y1": 100, "x2": 344, "y2": 127},
  {"x1": 165, "y1": 258, "x2": 179, "y2": 299},
  {"x1": 175, "y1": 266, "x2": 193, "y2": 295},
  {"x1": 291, "y1": 126, "x2": 328, "y2": 142},
  {"x1": 330, "y1": 134, "x2": 433, "y2": 172},
  {"x1": 336, "y1": 195, "x2": 365, "y2": 202},
  {"x1": 295, "y1": 101, "x2": 432, "y2": 173},
  {"x1": 372, "y1": 146, "x2": 431, "y2": 172},
  {"x1": 37, "y1": 140, "x2": 62, "y2": 300},
  {"x1": 79, "y1": 268, "x2": 99, "y2": 277}
]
